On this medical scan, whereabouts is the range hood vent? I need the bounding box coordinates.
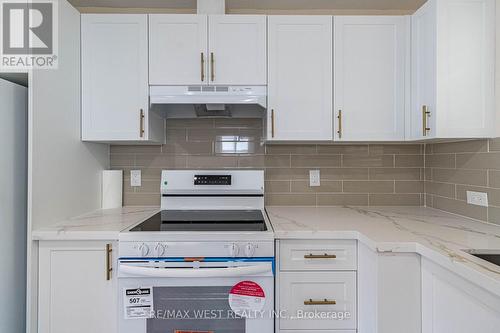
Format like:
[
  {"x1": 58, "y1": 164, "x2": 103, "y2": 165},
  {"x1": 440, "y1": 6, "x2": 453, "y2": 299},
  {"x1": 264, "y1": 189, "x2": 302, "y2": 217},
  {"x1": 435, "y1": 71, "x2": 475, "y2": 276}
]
[{"x1": 149, "y1": 85, "x2": 267, "y2": 108}]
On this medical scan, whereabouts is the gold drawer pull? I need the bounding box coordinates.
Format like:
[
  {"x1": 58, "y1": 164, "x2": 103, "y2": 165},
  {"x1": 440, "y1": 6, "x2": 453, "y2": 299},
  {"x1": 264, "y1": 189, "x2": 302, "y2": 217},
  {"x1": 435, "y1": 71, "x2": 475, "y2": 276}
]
[
  {"x1": 304, "y1": 253, "x2": 337, "y2": 259},
  {"x1": 200, "y1": 52, "x2": 205, "y2": 82},
  {"x1": 210, "y1": 52, "x2": 215, "y2": 81},
  {"x1": 271, "y1": 109, "x2": 275, "y2": 138},
  {"x1": 422, "y1": 105, "x2": 431, "y2": 136},
  {"x1": 304, "y1": 299, "x2": 336, "y2": 305},
  {"x1": 106, "y1": 243, "x2": 113, "y2": 281},
  {"x1": 337, "y1": 110, "x2": 342, "y2": 139},
  {"x1": 139, "y1": 109, "x2": 145, "y2": 138}
]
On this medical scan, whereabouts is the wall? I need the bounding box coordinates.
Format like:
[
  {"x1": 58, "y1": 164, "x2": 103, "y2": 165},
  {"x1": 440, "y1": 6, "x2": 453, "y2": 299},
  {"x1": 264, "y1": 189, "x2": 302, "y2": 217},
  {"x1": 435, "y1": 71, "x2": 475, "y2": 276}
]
[
  {"x1": 0, "y1": 79, "x2": 27, "y2": 333},
  {"x1": 425, "y1": 139, "x2": 500, "y2": 224},
  {"x1": 31, "y1": 0, "x2": 109, "y2": 230},
  {"x1": 110, "y1": 118, "x2": 425, "y2": 206}
]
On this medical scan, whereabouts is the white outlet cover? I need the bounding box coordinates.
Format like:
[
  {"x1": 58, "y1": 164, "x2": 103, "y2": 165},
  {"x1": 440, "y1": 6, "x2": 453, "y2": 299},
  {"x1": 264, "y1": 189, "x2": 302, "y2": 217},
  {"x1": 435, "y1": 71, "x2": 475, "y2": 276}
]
[
  {"x1": 309, "y1": 170, "x2": 321, "y2": 187},
  {"x1": 466, "y1": 191, "x2": 488, "y2": 207},
  {"x1": 130, "y1": 170, "x2": 141, "y2": 187}
]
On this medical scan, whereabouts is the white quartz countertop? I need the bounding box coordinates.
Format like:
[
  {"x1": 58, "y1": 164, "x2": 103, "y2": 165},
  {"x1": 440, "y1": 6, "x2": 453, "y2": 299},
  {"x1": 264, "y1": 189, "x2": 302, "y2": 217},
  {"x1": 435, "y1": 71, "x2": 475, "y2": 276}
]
[
  {"x1": 32, "y1": 206, "x2": 160, "y2": 240},
  {"x1": 266, "y1": 206, "x2": 500, "y2": 298}
]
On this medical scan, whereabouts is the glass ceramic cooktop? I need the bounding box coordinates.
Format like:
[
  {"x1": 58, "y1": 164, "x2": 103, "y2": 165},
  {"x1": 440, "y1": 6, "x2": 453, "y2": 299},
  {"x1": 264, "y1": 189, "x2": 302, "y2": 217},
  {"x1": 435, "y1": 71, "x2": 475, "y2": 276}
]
[{"x1": 130, "y1": 210, "x2": 267, "y2": 232}]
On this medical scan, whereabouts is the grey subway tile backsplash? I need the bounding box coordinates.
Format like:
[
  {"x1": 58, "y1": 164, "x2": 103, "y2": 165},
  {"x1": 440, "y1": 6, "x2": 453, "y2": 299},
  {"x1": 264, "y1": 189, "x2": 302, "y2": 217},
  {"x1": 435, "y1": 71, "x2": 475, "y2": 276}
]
[
  {"x1": 425, "y1": 139, "x2": 500, "y2": 223},
  {"x1": 110, "y1": 119, "x2": 424, "y2": 207}
]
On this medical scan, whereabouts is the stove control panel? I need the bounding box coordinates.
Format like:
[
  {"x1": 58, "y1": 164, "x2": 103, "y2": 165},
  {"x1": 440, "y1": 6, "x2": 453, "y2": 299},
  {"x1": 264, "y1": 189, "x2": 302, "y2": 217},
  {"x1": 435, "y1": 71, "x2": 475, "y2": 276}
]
[
  {"x1": 120, "y1": 241, "x2": 273, "y2": 259},
  {"x1": 194, "y1": 175, "x2": 231, "y2": 185}
]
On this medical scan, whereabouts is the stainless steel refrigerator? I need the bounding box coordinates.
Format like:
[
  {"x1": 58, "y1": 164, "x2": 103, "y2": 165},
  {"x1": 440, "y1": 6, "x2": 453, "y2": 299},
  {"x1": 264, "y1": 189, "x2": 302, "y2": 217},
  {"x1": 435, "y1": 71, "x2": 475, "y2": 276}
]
[{"x1": 0, "y1": 77, "x2": 27, "y2": 333}]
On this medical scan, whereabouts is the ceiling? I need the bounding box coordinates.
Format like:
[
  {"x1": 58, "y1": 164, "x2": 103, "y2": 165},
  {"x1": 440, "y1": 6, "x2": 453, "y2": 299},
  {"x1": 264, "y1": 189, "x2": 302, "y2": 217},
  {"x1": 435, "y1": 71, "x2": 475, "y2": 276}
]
[{"x1": 69, "y1": 0, "x2": 427, "y2": 11}]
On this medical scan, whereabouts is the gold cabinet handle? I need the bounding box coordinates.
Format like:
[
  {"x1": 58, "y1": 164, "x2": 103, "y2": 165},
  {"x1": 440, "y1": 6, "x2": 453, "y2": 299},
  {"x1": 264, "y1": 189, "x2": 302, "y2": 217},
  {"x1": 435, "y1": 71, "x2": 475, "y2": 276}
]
[
  {"x1": 200, "y1": 52, "x2": 205, "y2": 82},
  {"x1": 422, "y1": 105, "x2": 431, "y2": 136},
  {"x1": 271, "y1": 109, "x2": 275, "y2": 138},
  {"x1": 139, "y1": 109, "x2": 145, "y2": 138},
  {"x1": 106, "y1": 243, "x2": 113, "y2": 281},
  {"x1": 337, "y1": 110, "x2": 342, "y2": 139},
  {"x1": 210, "y1": 52, "x2": 215, "y2": 82},
  {"x1": 304, "y1": 299, "x2": 337, "y2": 305},
  {"x1": 304, "y1": 253, "x2": 337, "y2": 259}
]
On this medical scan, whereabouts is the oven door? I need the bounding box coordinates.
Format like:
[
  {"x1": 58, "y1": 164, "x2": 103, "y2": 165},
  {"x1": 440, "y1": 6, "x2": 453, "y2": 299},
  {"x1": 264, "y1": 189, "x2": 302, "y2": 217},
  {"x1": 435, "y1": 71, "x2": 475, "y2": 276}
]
[{"x1": 118, "y1": 258, "x2": 274, "y2": 333}]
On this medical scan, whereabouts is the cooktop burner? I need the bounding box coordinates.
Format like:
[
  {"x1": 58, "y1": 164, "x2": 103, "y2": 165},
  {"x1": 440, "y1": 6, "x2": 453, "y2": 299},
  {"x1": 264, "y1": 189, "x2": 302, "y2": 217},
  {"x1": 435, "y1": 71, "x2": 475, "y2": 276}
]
[{"x1": 130, "y1": 210, "x2": 267, "y2": 232}]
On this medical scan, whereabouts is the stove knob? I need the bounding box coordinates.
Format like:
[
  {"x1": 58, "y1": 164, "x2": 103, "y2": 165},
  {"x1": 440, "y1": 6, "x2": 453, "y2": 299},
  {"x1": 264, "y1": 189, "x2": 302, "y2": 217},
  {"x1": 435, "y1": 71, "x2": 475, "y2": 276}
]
[
  {"x1": 228, "y1": 243, "x2": 240, "y2": 257},
  {"x1": 245, "y1": 243, "x2": 256, "y2": 258},
  {"x1": 154, "y1": 243, "x2": 166, "y2": 257},
  {"x1": 138, "y1": 243, "x2": 150, "y2": 257}
]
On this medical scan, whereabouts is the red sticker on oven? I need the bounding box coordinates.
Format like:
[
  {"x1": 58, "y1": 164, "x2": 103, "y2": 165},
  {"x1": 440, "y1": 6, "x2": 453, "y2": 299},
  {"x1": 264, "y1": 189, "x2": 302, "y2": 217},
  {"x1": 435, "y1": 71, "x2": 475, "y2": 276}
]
[{"x1": 228, "y1": 281, "x2": 266, "y2": 315}]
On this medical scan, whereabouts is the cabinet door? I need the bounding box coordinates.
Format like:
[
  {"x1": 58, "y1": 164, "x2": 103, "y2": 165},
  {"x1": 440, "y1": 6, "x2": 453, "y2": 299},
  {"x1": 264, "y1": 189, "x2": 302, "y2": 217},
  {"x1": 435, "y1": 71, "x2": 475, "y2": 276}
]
[
  {"x1": 81, "y1": 14, "x2": 149, "y2": 141},
  {"x1": 268, "y1": 16, "x2": 333, "y2": 141},
  {"x1": 410, "y1": 1, "x2": 437, "y2": 140},
  {"x1": 208, "y1": 15, "x2": 266, "y2": 85},
  {"x1": 421, "y1": 259, "x2": 500, "y2": 333},
  {"x1": 334, "y1": 16, "x2": 408, "y2": 141},
  {"x1": 149, "y1": 14, "x2": 208, "y2": 85},
  {"x1": 38, "y1": 241, "x2": 117, "y2": 333},
  {"x1": 434, "y1": 0, "x2": 495, "y2": 138}
]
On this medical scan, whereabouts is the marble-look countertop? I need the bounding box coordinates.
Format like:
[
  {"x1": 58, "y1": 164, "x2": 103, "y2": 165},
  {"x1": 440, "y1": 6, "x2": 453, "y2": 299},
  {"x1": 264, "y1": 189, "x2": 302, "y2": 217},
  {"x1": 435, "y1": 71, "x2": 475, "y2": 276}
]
[
  {"x1": 266, "y1": 206, "x2": 500, "y2": 298},
  {"x1": 32, "y1": 206, "x2": 160, "y2": 240}
]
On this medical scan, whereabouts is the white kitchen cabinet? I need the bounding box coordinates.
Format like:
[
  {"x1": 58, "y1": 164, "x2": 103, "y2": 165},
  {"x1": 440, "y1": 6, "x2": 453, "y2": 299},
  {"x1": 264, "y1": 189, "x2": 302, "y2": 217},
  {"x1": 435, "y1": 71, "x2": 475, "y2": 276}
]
[
  {"x1": 38, "y1": 241, "x2": 117, "y2": 333},
  {"x1": 279, "y1": 271, "x2": 357, "y2": 330},
  {"x1": 81, "y1": 14, "x2": 164, "y2": 143},
  {"x1": 149, "y1": 14, "x2": 266, "y2": 86},
  {"x1": 208, "y1": 15, "x2": 266, "y2": 85},
  {"x1": 410, "y1": 0, "x2": 495, "y2": 140},
  {"x1": 334, "y1": 16, "x2": 408, "y2": 141},
  {"x1": 268, "y1": 16, "x2": 333, "y2": 141},
  {"x1": 149, "y1": 14, "x2": 208, "y2": 85},
  {"x1": 421, "y1": 258, "x2": 500, "y2": 333}
]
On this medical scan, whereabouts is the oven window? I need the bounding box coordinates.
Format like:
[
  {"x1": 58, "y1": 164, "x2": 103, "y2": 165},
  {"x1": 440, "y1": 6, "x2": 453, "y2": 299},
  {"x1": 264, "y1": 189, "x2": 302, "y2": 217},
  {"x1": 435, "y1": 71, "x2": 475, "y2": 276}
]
[{"x1": 147, "y1": 286, "x2": 245, "y2": 333}]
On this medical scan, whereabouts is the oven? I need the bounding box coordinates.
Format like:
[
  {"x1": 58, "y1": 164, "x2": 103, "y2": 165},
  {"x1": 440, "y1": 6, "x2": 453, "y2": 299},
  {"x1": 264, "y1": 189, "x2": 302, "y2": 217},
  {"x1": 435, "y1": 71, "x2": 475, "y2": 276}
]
[{"x1": 118, "y1": 257, "x2": 275, "y2": 333}]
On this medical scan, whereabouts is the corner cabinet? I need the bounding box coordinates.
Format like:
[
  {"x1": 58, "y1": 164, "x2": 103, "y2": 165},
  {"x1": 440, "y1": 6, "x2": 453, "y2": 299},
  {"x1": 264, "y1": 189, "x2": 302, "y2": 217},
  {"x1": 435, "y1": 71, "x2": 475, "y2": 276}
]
[
  {"x1": 267, "y1": 16, "x2": 333, "y2": 141},
  {"x1": 38, "y1": 241, "x2": 117, "y2": 333},
  {"x1": 149, "y1": 14, "x2": 266, "y2": 86},
  {"x1": 410, "y1": 0, "x2": 495, "y2": 140},
  {"x1": 81, "y1": 14, "x2": 164, "y2": 143},
  {"x1": 334, "y1": 16, "x2": 409, "y2": 141}
]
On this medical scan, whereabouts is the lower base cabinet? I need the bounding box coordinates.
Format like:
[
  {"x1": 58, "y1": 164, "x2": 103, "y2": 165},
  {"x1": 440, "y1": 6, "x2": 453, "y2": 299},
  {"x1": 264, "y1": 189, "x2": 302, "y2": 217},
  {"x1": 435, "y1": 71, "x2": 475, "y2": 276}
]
[
  {"x1": 279, "y1": 271, "x2": 357, "y2": 330},
  {"x1": 38, "y1": 241, "x2": 117, "y2": 333},
  {"x1": 277, "y1": 239, "x2": 358, "y2": 332},
  {"x1": 422, "y1": 259, "x2": 500, "y2": 333}
]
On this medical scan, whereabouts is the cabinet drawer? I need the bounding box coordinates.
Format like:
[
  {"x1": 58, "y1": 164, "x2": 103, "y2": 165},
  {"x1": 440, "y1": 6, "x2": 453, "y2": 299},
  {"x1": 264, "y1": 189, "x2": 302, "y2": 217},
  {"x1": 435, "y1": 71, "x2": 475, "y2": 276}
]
[
  {"x1": 279, "y1": 271, "x2": 357, "y2": 330},
  {"x1": 279, "y1": 240, "x2": 357, "y2": 271}
]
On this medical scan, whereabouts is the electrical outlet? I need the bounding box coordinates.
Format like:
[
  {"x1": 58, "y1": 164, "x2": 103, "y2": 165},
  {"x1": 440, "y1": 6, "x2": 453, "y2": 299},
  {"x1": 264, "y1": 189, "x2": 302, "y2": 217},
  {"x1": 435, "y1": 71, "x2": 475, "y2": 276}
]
[
  {"x1": 466, "y1": 191, "x2": 488, "y2": 207},
  {"x1": 130, "y1": 170, "x2": 141, "y2": 187},
  {"x1": 309, "y1": 170, "x2": 321, "y2": 187}
]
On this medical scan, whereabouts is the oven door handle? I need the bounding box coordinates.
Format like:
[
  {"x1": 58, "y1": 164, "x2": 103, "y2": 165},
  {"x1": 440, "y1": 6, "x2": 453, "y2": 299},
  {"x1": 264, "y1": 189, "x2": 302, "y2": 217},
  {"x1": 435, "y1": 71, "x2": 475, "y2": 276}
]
[{"x1": 119, "y1": 263, "x2": 272, "y2": 278}]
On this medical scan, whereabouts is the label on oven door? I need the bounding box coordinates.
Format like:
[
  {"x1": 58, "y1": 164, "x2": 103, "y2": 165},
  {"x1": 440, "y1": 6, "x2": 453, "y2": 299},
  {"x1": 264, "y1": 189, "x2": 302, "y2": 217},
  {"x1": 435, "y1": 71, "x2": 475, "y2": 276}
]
[
  {"x1": 228, "y1": 281, "x2": 266, "y2": 316},
  {"x1": 123, "y1": 287, "x2": 154, "y2": 320}
]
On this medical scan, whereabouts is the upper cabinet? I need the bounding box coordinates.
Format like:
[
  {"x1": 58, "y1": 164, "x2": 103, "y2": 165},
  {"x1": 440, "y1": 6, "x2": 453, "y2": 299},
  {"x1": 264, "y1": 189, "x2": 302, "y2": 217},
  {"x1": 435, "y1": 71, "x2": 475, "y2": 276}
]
[
  {"x1": 267, "y1": 16, "x2": 333, "y2": 141},
  {"x1": 149, "y1": 15, "x2": 208, "y2": 85},
  {"x1": 208, "y1": 15, "x2": 267, "y2": 85},
  {"x1": 149, "y1": 14, "x2": 266, "y2": 86},
  {"x1": 81, "y1": 14, "x2": 163, "y2": 143},
  {"x1": 410, "y1": 0, "x2": 495, "y2": 140},
  {"x1": 334, "y1": 16, "x2": 409, "y2": 141}
]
